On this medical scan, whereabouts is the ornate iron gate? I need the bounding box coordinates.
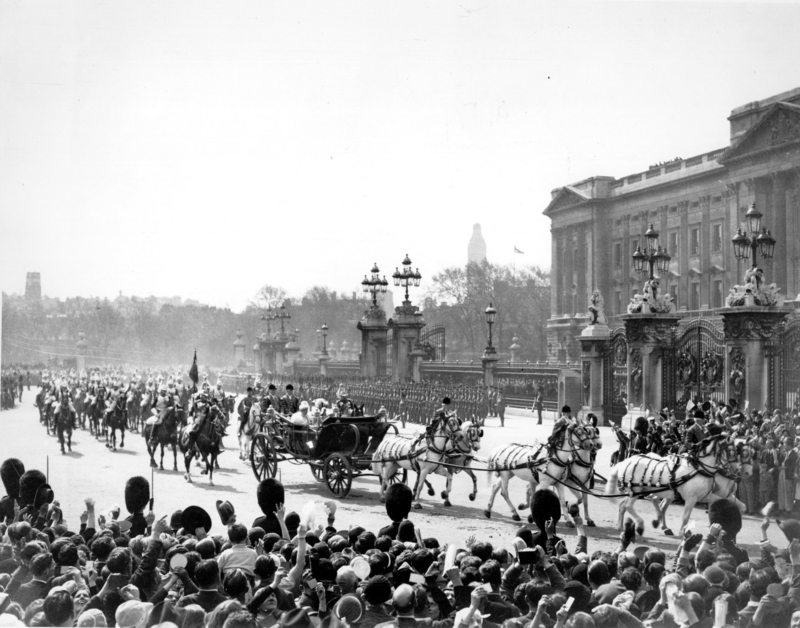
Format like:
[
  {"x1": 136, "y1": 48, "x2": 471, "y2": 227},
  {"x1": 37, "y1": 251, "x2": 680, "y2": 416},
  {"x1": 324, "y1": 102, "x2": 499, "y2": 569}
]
[
  {"x1": 781, "y1": 319, "x2": 800, "y2": 411},
  {"x1": 418, "y1": 324, "x2": 446, "y2": 361},
  {"x1": 603, "y1": 328, "x2": 628, "y2": 426},
  {"x1": 670, "y1": 319, "x2": 725, "y2": 417}
]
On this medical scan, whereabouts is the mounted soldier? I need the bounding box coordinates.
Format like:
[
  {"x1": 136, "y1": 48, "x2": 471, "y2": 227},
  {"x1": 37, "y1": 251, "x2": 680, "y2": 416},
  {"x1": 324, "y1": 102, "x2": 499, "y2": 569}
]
[{"x1": 147, "y1": 382, "x2": 175, "y2": 449}]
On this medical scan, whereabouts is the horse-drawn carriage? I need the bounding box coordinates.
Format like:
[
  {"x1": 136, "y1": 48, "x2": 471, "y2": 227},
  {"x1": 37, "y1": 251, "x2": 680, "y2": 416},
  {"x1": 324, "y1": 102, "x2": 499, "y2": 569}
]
[{"x1": 249, "y1": 412, "x2": 403, "y2": 498}]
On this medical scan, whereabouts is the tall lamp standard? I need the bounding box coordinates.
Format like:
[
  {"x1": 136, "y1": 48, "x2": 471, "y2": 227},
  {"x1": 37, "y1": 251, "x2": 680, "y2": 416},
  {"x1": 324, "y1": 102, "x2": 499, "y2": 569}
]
[
  {"x1": 276, "y1": 305, "x2": 291, "y2": 336},
  {"x1": 392, "y1": 254, "x2": 422, "y2": 303},
  {"x1": 632, "y1": 224, "x2": 671, "y2": 283},
  {"x1": 732, "y1": 203, "x2": 776, "y2": 275},
  {"x1": 362, "y1": 263, "x2": 389, "y2": 306},
  {"x1": 260, "y1": 306, "x2": 275, "y2": 337},
  {"x1": 484, "y1": 303, "x2": 497, "y2": 355},
  {"x1": 321, "y1": 323, "x2": 329, "y2": 355}
]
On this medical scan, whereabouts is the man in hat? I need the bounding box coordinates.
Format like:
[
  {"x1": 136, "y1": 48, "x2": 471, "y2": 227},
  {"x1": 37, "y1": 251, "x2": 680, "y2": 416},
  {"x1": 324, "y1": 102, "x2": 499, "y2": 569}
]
[
  {"x1": 263, "y1": 385, "x2": 281, "y2": 414},
  {"x1": 18, "y1": 470, "x2": 53, "y2": 530},
  {"x1": 280, "y1": 385, "x2": 299, "y2": 416},
  {"x1": 0, "y1": 458, "x2": 24, "y2": 525},
  {"x1": 237, "y1": 388, "x2": 256, "y2": 437},
  {"x1": 335, "y1": 386, "x2": 351, "y2": 416},
  {"x1": 123, "y1": 476, "x2": 151, "y2": 537},
  {"x1": 548, "y1": 405, "x2": 575, "y2": 450},
  {"x1": 496, "y1": 389, "x2": 506, "y2": 427}
]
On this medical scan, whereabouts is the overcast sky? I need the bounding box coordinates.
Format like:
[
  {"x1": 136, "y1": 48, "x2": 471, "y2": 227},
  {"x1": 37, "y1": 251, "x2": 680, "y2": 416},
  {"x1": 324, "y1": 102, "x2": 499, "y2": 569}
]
[{"x1": 1, "y1": 0, "x2": 798, "y2": 312}]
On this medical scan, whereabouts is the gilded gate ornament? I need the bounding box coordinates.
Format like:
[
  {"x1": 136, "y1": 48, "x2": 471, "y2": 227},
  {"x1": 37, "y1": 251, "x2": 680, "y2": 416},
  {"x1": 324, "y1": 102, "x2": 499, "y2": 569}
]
[{"x1": 676, "y1": 351, "x2": 695, "y2": 387}]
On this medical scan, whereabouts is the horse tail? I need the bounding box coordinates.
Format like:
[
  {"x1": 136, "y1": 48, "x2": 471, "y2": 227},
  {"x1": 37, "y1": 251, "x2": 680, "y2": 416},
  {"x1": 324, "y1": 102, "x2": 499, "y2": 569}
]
[{"x1": 604, "y1": 464, "x2": 620, "y2": 504}]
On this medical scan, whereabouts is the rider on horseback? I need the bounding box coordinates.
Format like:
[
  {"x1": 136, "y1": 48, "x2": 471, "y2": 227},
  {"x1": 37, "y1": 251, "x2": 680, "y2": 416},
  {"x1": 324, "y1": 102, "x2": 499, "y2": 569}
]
[
  {"x1": 147, "y1": 383, "x2": 174, "y2": 448},
  {"x1": 186, "y1": 385, "x2": 213, "y2": 451},
  {"x1": 548, "y1": 404, "x2": 575, "y2": 450}
]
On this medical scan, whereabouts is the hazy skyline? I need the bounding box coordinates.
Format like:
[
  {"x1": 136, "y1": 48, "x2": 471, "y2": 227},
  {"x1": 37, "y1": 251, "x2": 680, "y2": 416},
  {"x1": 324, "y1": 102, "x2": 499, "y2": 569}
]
[{"x1": 2, "y1": 1, "x2": 799, "y2": 312}]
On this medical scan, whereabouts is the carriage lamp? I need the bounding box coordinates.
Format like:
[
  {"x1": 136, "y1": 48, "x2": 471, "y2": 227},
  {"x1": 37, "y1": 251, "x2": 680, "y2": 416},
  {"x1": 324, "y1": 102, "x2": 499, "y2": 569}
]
[
  {"x1": 631, "y1": 224, "x2": 671, "y2": 280},
  {"x1": 392, "y1": 254, "x2": 422, "y2": 303},
  {"x1": 321, "y1": 323, "x2": 329, "y2": 355},
  {"x1": 732, "y1": 204, "x2": 775, "y2": 267},
  {"x1": 362, "y1": 263, "x2": 388, "y2": 307},
  {"x1": 484, "y1": 303, "x2": 497, "y2": 354}
]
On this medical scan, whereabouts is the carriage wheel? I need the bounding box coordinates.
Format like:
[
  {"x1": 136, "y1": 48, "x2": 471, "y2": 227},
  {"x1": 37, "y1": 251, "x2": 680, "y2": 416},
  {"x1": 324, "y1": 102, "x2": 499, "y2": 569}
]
[
  {"x1": 310, "y1": 464, "x2": 324, "y2": 483},
  {"x1": 250, "y1": 434, "x2": 278, "y2": 481},
  {"x1": 388, "y1": 468, "x2": 408, "y2": 485},
  {"x1": 324, "y1": 453, "x2": 353, "y2": 498}
]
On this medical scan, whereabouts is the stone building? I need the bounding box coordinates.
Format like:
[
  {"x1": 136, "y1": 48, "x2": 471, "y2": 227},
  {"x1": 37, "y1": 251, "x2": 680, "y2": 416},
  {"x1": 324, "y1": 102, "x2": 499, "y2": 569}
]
[
  {"x1": 25, "y1": 272, "x2": 41, "y2": 302},
  {"x1": 467, "y1": 223, "x2": 487, "y2": 264},
  {"x1": 544, "y1": 85, "x2": 800, "y2": 362}
]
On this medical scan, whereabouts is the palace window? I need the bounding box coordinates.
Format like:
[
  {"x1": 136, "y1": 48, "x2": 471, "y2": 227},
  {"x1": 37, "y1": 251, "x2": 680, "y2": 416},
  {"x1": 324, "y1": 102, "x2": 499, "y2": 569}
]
[
  {"x1": 690, "y1": 282, "x2": 700, "y2": 310},
  {"x1": 712, "y1": 223, "x2": 723, "y2": 253},
  {"x1": 669, "y1": 231, "x2": 679, "y2": 258},
  {"x1": 690, "y1": 227, "x2": 700, "y2": 256},
  {"x1": 712, "y1": 279, "x2": 724, "y2": 308},
  {"x1": 614, "y1": 242, "x2": 622, "y2": 267}
]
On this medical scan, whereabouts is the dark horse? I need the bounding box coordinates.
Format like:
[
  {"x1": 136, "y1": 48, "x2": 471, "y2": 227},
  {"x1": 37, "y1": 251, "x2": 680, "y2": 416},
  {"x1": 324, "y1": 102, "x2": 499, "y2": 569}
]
[
  {"x1": 126, "y1": 388, "x2": 142, "y2": 433},
  {"x1": 179, "y1": 404, "x2": 224, "y2": 485},
  {"x1": 144, "y1": 406, "x2": 184, "y2": 471},
  {"x1": 104, "y1": 398, "x2": 127, "y2": 451},
  {"x1": 73, "y1": 388, "x2": 87, "y2": 429},
  {"x1": 88, "y1": 393, "x2": 106, "y2": 438},
  {"x1": 55, "y1": 400, "x2": 74, "y2": 454}
]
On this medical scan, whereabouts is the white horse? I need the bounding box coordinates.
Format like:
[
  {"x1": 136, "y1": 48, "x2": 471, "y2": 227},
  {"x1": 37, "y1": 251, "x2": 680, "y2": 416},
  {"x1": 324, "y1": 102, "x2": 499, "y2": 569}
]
[
  {"x1": 372, "y1": 413, "x2": 469, "y2": 508},
  {"x1": 418, "y1": 419, "x2": 485, "y2": 507},
  {"x1": 238, "y1": 401, "x2": 261, "y2": 462},
  {"x1": 605, "y1": 435, "x2": 737, "y2": 536},
  {"x1": 483, "y1": 421, "x2": 594, "y2": 521}
]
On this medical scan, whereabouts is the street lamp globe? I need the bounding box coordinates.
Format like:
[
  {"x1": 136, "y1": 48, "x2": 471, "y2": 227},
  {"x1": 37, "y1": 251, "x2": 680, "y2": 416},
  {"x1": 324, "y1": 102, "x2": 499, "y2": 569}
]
[
  {"x1": 645, "y1": 224, "x2": 659, "y2": 253},
  {"x1": 632, "y1": 245, "x2": 646, "y2": 274},
  {"x1": 732, "y1": 229, "x2": 750, "y2": 260},
  {"x1": 757, "y1": 228, "x2": 776, "y2": 259},
  {"x1": 745, "y1": 203, "x2": 762, "y2": 234},
  {"x1": 485, "y1": 303, "x2": 497, "y2": 325}
]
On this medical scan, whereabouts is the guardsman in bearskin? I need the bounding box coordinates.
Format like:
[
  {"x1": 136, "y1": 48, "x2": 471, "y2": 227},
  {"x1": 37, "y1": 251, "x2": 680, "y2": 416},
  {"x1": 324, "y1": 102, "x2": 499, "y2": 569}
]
[
  {"x1": 252, "y1": 478, "x2": 284, "y2": 536},
  {"x1": 0, "y1": 458, "x2": 24, "y2": 525},
  {"x1": 378, "y1": 482, "x2": 413, "y2": 540},
  {"x1": 280, "y1": 384, "x2": 299, "y2": 415},
  {"x1": 124, "y1": 476, "x2": 151, "y2": 537},
  {"x1": 529, "y1": 488, "x2": 563, "y2": 552},
  {"x1": 18, "y1": 469, "x2": 54, "y2": 530}
]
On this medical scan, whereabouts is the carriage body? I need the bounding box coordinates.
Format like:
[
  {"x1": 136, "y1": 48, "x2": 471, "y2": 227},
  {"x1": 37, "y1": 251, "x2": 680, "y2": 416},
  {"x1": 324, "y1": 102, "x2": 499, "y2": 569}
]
[{"x1": 249, "y1": 412, "x2": 399, "y2": 498}]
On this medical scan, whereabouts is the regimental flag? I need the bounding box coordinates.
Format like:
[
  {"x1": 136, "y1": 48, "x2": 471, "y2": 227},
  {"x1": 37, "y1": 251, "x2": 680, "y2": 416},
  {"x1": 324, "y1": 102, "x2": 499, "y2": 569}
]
[
  {"x1": 189, "y1": 350, "x2": 199, "y2": 387},
  {"x1": 514, "y1": 246, "x2": 525, "y2": 254}
]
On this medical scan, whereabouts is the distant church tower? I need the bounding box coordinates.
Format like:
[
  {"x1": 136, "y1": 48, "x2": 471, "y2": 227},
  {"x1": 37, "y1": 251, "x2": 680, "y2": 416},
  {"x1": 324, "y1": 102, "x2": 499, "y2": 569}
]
[
  {"x1": 25, "y1": 272, "x2": 41, "y2": 302},
  {"x1": 467, "y1": 223, "x2": 487, "y2": 264}
]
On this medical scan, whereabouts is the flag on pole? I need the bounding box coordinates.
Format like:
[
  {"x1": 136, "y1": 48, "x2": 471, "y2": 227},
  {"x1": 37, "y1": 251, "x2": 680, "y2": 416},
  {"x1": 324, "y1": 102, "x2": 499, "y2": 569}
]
[
  {"x1": 514, "y1": 246, "x2": 525, "y2": 254},
  {"x1": 189, "y1": 350, "x2": 199, "y2": 388}
]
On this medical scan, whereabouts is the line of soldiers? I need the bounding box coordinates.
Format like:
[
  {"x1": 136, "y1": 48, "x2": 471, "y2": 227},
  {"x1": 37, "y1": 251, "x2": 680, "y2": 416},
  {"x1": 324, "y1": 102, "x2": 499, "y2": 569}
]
[{"x1": 0, "y1": 368, "x2": 30, "y2": 410}]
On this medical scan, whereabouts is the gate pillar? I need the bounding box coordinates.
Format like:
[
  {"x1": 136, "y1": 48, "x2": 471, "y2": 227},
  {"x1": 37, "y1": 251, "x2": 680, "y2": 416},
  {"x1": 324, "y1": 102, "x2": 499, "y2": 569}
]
[
  {"x1": 388, "y1": 303, "x2": 426, "y2": 383},
  {"x1": 579, "y1": 325, "x2": 610, "y2": 426},
  {"x1": 622, "y1": 313, "x2": 681, "y2": 427},
  {"x1": 720, "y1": 307, "x2": 788, "y2": 411},
  {"x1": 357, "y1": 305, "x2": 389, "y2": 378},
  {"x1": 76, "y1": 332, "x2": 87, "y2": 373}
]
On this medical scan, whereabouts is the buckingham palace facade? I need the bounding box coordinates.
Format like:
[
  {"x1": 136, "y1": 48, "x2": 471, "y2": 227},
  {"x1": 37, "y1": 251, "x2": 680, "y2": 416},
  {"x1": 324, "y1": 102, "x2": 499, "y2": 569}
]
[{"x1": 544, "y1": 86, "x2": 800, "y2": 363}]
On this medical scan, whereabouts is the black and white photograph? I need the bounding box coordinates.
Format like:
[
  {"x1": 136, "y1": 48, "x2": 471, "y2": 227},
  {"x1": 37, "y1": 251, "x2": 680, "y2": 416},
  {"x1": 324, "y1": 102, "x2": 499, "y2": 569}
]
[{"x1": 4, "y1": 1, "x2": 800, "y2": 626}]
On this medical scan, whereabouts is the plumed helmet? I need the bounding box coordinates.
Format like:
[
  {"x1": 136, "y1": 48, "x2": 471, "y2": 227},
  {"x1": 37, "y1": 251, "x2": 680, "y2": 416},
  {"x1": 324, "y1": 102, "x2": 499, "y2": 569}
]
[
  {"x1": 124, "y1": 476, "x2": 151, "y2": 514},
  {"x1": 778, "y1": 519, "x2": 800, "y2": 544},
  {"x1": 19, "y1": 470, "x2": 50, "y2": 509},
  {"x1": 634, "y1": 416, "x2": 649, "y2": 434},
  {"x1": 708, "y1": 498, "x2": 742, "y2": 538},
  {"x1": 531, "y1": 488, "x2": 561, "y2": 532},
  {"x1": 0, "y1": 458, "x2": 25, "y2": 499},
  {"x1": 256, "y1": 478, "x2": 284, "y2": 515},
  {"x1": 385, "y1": 483, "x2": 413, "y2": 523}
]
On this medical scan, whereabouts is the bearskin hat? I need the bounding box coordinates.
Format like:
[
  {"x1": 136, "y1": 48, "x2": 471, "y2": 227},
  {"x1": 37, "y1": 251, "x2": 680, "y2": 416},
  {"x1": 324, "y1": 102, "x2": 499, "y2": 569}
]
[
  {"x1": 634, "y1": 417, "x2": 649, "y2": 434},
  {"x1": 708, "y1": 499, "x2": 742, "y2": 538},
  {"x1": 19, "y1": 470, "x2": 48, "y2": 508},
  {"x1": 778, "y1": 519, "x2": 800, "y2": 543},
  {"x1": 531, "y1": 488, "x2": 561, "y2": 532},
  {"x1": 0, "y1": 458, "x2": 25, "y2": 499},
  {"x1": 181, "y1": 506, "x2": 212, "y2": 534},
  {"x1": 256, "y1": 478, "x2": 284, "y2": 515},
  {"x1": 693, "y1": 409, "x2": 705, "y2": 420},
  {"x1": 124, "y1": 476, "x2": 150, "y2": 514},
  {"x1": 385, "y1": 483, "x2": 413, "y2": 523}
]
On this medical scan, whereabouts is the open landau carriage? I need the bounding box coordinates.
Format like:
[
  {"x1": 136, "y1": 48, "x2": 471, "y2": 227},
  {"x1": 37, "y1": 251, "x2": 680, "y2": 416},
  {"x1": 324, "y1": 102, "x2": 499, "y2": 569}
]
[{"x1": 249, "y1": 410, "x2": 403, "y2": 498}]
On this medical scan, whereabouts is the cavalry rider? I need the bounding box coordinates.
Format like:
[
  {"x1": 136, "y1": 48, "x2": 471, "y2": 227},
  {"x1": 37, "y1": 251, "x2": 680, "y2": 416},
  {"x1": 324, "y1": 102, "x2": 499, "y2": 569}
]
[
  {"x1": 213, "y1": 379, "x2": 225, "y2": 404},
  {"x1": 147, "y1": 382, "x2": 175, "y2": 448},
  {"x1": 237, "y1": 387, "x2": 256, "y2": 437},
  {"x1": 186, "y1": 382, "x2": 214, "y2": 450},
  {"x1": 280, "y1": 384, "x2": 300, "y2": 416}
]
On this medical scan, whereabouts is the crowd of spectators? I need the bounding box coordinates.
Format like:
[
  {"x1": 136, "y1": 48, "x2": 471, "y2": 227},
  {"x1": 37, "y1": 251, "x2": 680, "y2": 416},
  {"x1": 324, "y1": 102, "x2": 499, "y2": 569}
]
[{"x1": 4, "y1": 453, "x2": 800, "y2": 628}]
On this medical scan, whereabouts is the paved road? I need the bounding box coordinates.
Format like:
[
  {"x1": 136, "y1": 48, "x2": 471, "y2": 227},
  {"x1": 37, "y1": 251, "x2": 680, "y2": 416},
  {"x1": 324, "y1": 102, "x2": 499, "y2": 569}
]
[{"x1": 0, "y1": 400, "x2": 788, "y2": 557}]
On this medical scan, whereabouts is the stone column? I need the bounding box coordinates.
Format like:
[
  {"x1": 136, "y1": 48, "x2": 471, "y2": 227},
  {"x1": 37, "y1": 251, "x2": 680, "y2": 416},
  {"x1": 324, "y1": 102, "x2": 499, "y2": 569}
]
[
  {"x1": 253, "y1": 343, "x2": 262, "y2": 372},
  {"x1": 318, "y1": 353, "x2": 330, "y2": 378},
  {"x1": 678, "y1": 201, "x2": 690, "y2": 309},
  {"x1": 622, "y1": 313, "x2": 681, "y2": 420},
  {"x1": 76, "y1": 332, "x2": 87, "y2": 373},
  {"x1": 388, "y1": 305, "x2": 426, "y2": 383},
  {"x1": 233, "y1": 330, "x2": 245, "y2": 366},
  {"x1": 720, "y1": 307, "x2": 788, "y2": 410},
  {"x1": 579, "y1": 325, "x2": 610, "y2": 425},
  {"x1": 482, "y1": 352, "x2": 499, "y2": 387},
  {"x1": 551, "y1": 228, "x2": 560, "y2": 315},
  {"x1": 357, "y1": 305, "x2": 389, "y2": 378},
  {"x1": 700, "y1": 195, "x2": 711, "y2": 309},
  {"x1": 772, "y1": 172, "x2": 788, "y2": 292}
]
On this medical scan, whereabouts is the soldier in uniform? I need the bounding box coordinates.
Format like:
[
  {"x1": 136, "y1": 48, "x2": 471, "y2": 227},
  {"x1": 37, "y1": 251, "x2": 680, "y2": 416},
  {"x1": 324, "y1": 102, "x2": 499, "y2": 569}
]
[
  {"x1": 237, "y1": 387, "x2": 255, "y2": 438},
  {"x1": 147, "y1": 383, "x2": 175, "y2": 448}
]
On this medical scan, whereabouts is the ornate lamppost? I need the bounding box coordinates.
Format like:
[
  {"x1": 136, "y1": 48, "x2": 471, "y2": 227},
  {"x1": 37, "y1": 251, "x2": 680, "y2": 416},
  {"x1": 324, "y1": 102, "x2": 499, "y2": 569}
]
[
  {"x1": 484, "y1": 303, "x2": 497, "y2": 355},
  {"x1": 728, "y1": 203, "x2": 778, "y2": 306},
  {"x1": 276, "y1": 305, "x2": 290, "y2": 336},
  {"x1": 260, "y1": 306, "x2": 275, "y2": 337},
  {"x1": 392, "y1": 254, "x2": 422, "y2": 303},
  {"x1": 628, "y1": 224, "x2": 673, "y2": 314},
  {"x1": 321, "y1": 323, "x2": 329, "y2": 355},
  {"x1": 362, "y1": 263, "x2": 388, "y2": 306}
]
